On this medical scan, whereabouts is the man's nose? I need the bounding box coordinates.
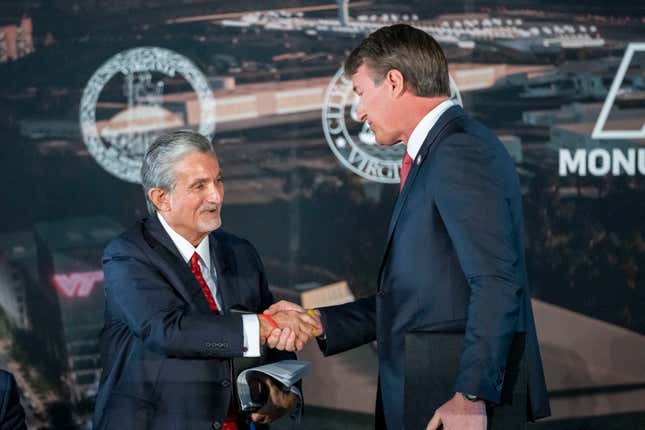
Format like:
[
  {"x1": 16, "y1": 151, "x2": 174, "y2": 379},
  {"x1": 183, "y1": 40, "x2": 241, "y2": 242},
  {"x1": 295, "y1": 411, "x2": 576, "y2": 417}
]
[{"x1": 206, "y1": 183, "x2": 223, "y2": 202}]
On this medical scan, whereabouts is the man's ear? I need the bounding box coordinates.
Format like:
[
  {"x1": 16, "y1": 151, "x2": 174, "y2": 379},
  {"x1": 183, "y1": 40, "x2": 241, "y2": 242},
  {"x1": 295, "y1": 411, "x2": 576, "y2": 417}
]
[
  {"x1": 385, "y1": 69, "x2": 406, "y2": 98},
  {"x1": 148, "y1": 188, "x2": 170, "y2": 213}
]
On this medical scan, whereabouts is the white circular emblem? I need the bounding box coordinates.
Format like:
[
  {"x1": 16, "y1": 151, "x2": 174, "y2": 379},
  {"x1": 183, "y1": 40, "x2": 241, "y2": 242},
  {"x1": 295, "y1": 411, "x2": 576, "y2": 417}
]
[
  {"x1": 79, "y1": 47, "x2": 216, "y2": 183},
  {"x1": 322, "y1": 67, "x2": 462, "y2": 183}
]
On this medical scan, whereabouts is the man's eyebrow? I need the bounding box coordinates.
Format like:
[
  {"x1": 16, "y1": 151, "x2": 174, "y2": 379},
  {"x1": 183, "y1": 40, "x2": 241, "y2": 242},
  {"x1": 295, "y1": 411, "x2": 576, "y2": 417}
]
[{"x1": 188, "y1": 177, "x2": 208, "y2": 187}]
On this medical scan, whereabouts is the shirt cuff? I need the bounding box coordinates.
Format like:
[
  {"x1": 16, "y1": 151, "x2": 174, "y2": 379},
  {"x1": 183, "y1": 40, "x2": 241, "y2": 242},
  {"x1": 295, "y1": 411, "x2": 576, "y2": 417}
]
[{"x1": 242, "y1": 314, "x2": 261, "y2": 357}]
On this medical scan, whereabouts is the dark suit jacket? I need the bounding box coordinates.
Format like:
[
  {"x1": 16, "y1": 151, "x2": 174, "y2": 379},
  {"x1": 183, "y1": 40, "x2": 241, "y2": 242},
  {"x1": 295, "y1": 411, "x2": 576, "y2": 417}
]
[
  {"x1": 93, "y1": 217, "x2": 293, "y2": 430},
  {"x1": 0, "y1": 370, "x2": 26, "y2": 430},
  {"x1": 319, "y1": 105, "x2": 550, "y2": 429}
]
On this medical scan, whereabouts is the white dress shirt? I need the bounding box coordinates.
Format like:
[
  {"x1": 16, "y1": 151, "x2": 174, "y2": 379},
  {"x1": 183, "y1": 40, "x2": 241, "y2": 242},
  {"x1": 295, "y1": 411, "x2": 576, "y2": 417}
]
[
  {"x1": 406, "y1": 98, "x2": 456, "y2": 159},
  {"x1": 158, "y1": 213, "x2": 261, "y2": 357}
]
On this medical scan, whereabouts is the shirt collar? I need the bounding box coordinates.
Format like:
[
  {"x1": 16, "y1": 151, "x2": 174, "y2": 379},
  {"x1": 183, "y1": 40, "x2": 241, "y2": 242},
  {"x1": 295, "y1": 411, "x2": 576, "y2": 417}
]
[
  {"x1": 406, "y1": 98, "x2": 456, "y2": 160},
  {"x1": 157, "y1": 213, "x2": 211, "y2": 269}
]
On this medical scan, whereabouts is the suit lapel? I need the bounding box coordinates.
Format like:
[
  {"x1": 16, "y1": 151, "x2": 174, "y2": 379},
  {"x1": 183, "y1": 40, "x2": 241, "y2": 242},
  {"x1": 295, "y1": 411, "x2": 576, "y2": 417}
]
[
  {"x1": 377, "y1": 106, "x2": 464, "y2": 289},
  {"x1": 142, "y1": 217, "x2": 213, "y2": 314},
  {"x1": 209, "y1": 231, "x2": 237, "y2": 315}
]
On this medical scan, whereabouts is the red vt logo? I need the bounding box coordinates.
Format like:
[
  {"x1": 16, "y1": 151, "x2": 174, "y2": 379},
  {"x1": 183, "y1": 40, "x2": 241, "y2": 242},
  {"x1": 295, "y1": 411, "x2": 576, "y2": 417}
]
[{"x1": 52, "y1": 271, "x2": 104, "y2": 298}]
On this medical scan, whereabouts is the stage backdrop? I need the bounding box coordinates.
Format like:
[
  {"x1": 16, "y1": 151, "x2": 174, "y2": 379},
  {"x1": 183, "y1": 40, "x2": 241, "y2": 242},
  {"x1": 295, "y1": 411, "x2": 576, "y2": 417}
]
[{"x1": 0, "y1": 1, "x2": 644, "y2": 428}]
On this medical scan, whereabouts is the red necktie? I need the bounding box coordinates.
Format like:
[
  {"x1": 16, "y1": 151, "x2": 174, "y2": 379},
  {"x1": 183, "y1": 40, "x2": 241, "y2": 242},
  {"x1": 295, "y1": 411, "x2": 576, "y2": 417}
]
[
  {"x1": 189, "y1": 252, "x2": 219, "y2": 313},
  {"x1": 190, "y1": 253, "x2": 237, "y2": 429},
  {"x1": 400, "y1": 152, "x2": 413, "y2": 190}
]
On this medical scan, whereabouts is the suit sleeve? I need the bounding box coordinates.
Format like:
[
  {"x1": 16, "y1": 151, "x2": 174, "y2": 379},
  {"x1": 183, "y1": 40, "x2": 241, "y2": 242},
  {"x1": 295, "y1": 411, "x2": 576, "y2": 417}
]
[
  {"x1": 0, "y1": 372, "x2": 26, "y2": 430},
  {"x1": 103, "y1": 238, "x2": 245, "y2": 359},
  {"x1": 431, "y1": 134, "x2": 522, "y2": 403},
  {"x1": 316, "y1": 296, "x2": 377, "y2": 356}
]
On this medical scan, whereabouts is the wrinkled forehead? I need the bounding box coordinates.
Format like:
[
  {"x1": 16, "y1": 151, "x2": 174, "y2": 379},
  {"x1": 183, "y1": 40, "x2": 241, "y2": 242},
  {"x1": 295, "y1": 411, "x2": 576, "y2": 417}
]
[{"x1": 173, "y1": 151, "x2": 221, "y2": 179}]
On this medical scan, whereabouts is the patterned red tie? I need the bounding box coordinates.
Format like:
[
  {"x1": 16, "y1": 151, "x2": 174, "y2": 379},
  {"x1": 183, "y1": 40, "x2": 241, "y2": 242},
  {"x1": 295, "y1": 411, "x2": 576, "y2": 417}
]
[
  {"x1": 189, "y1": 252, "x2": 219, "y2": 313},
  {"x1": 190, "y1": 253, "x2": 237, "y2": 429},
  {"x1": 400, "y1": 152, "x2": 413, "y2": 190}
]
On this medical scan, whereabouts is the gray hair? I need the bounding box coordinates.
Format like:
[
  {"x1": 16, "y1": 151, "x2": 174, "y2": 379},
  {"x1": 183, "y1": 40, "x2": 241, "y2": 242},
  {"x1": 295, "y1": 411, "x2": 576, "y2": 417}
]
[
  {"x1": 141, "y1": 130, "x2": 214, "y2": 215},
  {"x1": 344, "y1": 24, "x2": 449, "y2": 97}
]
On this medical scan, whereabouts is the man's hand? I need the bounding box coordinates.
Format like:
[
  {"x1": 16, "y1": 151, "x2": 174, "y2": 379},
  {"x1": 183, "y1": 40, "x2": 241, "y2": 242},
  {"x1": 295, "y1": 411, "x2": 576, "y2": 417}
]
[
  {"x1": 426, "y1": 393, "x2": 486, "y2": 430},
  {"x1": 261, "y1": 301, "x2": 324, "y2": 351},
  {"x1": 249, "y1": 374, "x2": 299, "y2": 424},
  {"x1": 258, "y1": 307, "x2": 321, "y2": 351},
  {"x1": 264, "y1": 300, "x2": 324, "y2": 336},
  {"x1": 260, "y1": 321, "x2": 295, "y2": 350}
]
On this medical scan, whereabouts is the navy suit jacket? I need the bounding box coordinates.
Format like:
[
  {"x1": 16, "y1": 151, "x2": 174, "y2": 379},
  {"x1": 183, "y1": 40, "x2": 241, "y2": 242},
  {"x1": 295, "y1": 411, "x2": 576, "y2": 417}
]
[
  {"x1": 93, "y1": 217, "x2": 293, "y2": 430},
  {"x1": 0, "y1": 370, "x2": 25, "y2": 430},
  {"x1": 319, "y1": 106, "x2": 550, "y2": 429}
]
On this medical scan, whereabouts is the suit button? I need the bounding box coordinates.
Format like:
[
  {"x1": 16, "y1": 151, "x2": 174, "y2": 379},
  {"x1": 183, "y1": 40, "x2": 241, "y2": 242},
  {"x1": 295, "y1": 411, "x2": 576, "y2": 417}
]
[
  {"x1": 377, "y1": 290, "x2": 385, "y2": 297},
  {"x1": 220, "y1": 379, "x2": 231, "y2": 388},
  {"x1": 212, "y1": 421, "x2": 222, "y2": 429}
]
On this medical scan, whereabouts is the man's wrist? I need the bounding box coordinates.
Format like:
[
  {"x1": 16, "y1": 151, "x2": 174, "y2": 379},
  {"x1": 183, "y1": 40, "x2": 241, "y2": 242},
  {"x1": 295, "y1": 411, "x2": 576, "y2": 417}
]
[
  {"x1": 307, "y1": 308, "x2": 325, "y2": 337},
  {"x1": 259, "y1": 313, "x2": 279, "y2": 329},
  {"x1": 257, "y1": 314, "x2": 277, "y2": 340}
]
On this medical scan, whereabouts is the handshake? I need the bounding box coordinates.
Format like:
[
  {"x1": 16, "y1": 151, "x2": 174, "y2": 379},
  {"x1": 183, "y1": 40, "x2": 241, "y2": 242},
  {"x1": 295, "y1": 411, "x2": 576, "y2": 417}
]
[{"x1": 257, "y1": 301, "x2": 324, "y2": 352}]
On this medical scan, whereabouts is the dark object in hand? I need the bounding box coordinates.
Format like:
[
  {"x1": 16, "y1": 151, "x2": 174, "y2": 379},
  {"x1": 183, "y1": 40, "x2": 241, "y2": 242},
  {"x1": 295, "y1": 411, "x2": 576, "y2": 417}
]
[
  {"x1": 248, "y1": 375, "x2": 298, "y2": 424},
  {"x1": 247, "y1": 377, "x2": 270, "y2": 411}
]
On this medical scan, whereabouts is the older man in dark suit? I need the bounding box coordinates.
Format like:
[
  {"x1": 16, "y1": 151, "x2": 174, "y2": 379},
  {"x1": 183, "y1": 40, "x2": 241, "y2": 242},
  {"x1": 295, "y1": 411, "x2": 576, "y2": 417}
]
[
  {"x1": 93, "y1": 131, "x2": 317, "y2": 430},
  {"x1": 267, "y1": 24, "x2": 550, "y2": 430}
]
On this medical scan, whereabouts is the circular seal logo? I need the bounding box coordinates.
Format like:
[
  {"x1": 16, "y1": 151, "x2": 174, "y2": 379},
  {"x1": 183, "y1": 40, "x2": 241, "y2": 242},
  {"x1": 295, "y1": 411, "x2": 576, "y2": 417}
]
[
  {"x1": 79, "y1": 47, "x2": 216, "y2": 183},
  {"x1": 322, "y1": 67, "x2": 462, "y2": 183}
]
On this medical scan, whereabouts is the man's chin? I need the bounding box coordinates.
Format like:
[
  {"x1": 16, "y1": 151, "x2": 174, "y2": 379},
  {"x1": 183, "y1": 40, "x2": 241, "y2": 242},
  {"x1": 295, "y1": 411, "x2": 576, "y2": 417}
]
[
  {"x1": 374, "y1": 136, "x2": 400, "y2": 146},
  {"x1": 199, "y1": 218, "x2": 221, "y2": 233}
]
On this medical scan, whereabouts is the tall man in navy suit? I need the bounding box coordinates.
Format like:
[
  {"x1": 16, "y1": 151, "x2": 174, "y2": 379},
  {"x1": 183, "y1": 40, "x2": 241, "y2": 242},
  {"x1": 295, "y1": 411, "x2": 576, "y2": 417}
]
[
  {"x1": 93, "y1": 130, "x2": 317, "y2": 430},
  {"x1": 267, "y1": 24, "x2": 550, "y2": 429}
]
